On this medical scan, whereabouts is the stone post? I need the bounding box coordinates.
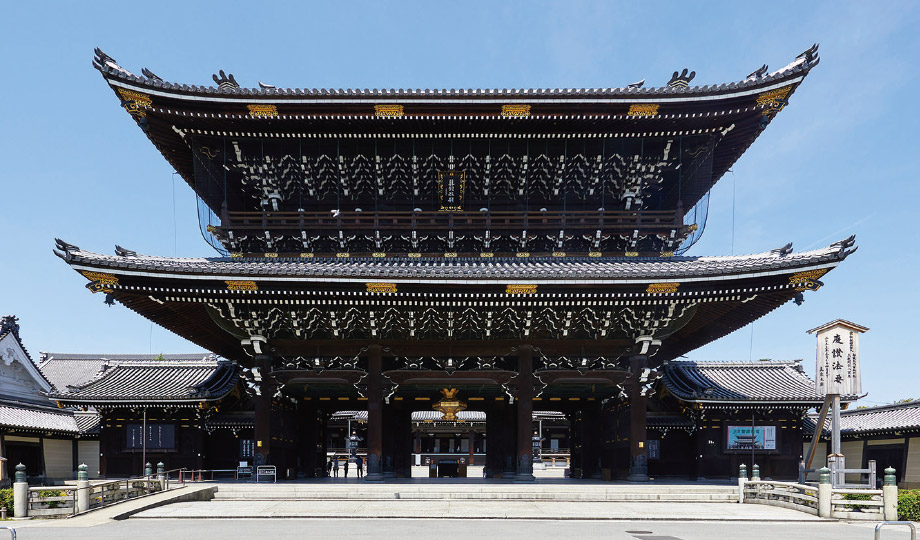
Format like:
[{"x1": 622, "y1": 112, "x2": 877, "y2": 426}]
[
  {"x1": 883, "y1": 467, "x2": 898, "y2": 521},
  {"x1": 76, "y1": 463, "x2": 89, "y2": 513},
  {"x1": 157, "y1": 462, "x2": 166, "y2": 490},
  {"x1": 738, "y1": 463, "x2": 748, "y2": 504},
  {"x1": 752, "y1": 464, "x2": 760, "y2": 481},
  {"x1": 13, "y1": 463, "x2": 28, "y2": 519},
  {"x1": 144, "y1": 462, "x2": 152, "y2": 477},
  {"x1": 818, "y1": 466, "x2": 832, "y2": 518}
]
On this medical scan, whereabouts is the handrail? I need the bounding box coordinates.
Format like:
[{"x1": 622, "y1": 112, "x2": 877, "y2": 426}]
[
  {"x1": 221, "y1": 209, "x2": 684, "y2": 233},
  {"x1": 0, "y1": 526, "x2": 15, "y2": 540}
]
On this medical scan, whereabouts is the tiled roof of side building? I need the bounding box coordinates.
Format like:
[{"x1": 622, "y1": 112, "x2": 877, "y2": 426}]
[
  {"x1": 37, "y1": 353, "x2": 213, "y2": 392},
  {"x1": 662, "y1": 360, "x2": 837, "y2": 404},
  {"x1": 806, "y1": 401, "x2": 920, "y2": 437},
  {"x1": 55, "y1": 240, "x2": 855, "y2": 282},
  {"x1": 49, "y1": 358, "x2": 239, "y2": 404},
  {"x1": 0, "y1": 400, "x2": 80, "y2": 434}
]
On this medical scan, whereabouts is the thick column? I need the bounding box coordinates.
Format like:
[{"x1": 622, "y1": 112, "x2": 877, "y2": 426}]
[
  {"x1": 582, "y1": 405, "x2": 603, "y2": 479},
  {"x1": 515, "y1": 346, "x2": 535, "y2": 481},
  {"x1": 468, "y1": 428, "x2": 475, "y2": 465},
  {"x1": 392, "y1": 407, "x2": 413, "y2": 478},
  {"x1": 485, "y1": 405, "x2": 503, "y2": 478},
  {"x1": 365, "y1": 346, "x2": 384, "y2": 481},
  {"x1": 254, "y1": 354, "x2": 276, "y2": 466},
  {"x1": 627, "y1": 355, "x2": 649, "y2": 482}
]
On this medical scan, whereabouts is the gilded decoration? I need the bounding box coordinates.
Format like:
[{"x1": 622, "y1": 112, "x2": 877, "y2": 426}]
[
  {"x1": 117, "y1": 88, "x2": 152, "y2": 118},
  {"x1": 374, "y1": 104, "x2": 404, "y2": 118},
  {"x1": 501, "y1": 104, "x2": 531, "y2": 118},
  {"x1": 433, "y1": 388, "x2": 467, "y2": 421},
  {"x1": 81, "y1": 271, "x2": 119, "y2": 293},
  {"x1": 588, "y1": 252, "x2": 602, "y2": 257},
  {"x1": 230, "y1": 253, "x2": 243, "y2": 258},
  {"x1": 299, "y1": 253, "x2": 314, "y2": 258},
  {"x1": 552, "y1": 252, "x2": 566, "y2": 257},
  {"x1": 336, "y1": 252, "x2": 350, "y2": 258},
  {"x1": 366, "y1": 282, "x2": 398, "y2": 294},
  {"x1": 660, "y1": 251, "x2": 675, "y2": 257},
  {"x1": 789, "y1": 268, "x2": 829, "y2": 292},
  {"x1": 263, "y1": 252, "x2": 278, "y2": 258},
  {"x1": 372, "y1": 252, "x2": 386, "y2": 258},
  {"x1": 625, "y1": 251, "x2": 639, "y2": 257},
  {"x1": 438, "y1": 171, "x2": 465, "y2": 211},
  {"x1": 627, "y1": 104, "x2": 659, "y2": 117},
  {"x1": 225, "y1": 280, "x2": 258, "y2": 291},
  {"x1": 756, "y1": 86, "x2": 792, "y2": 119},
  {"x1": 479, "y1": 252, "x2": 494, "y2": 258},
  {"x1": 647, "y1": 282, "x2": 680, "y2": 294},
  {"x1": 247, "y1": 104, "x2": 279, "y2": 117},
  {"x1": 506, "y1": 284, "x2": 538, "y2": 295},
  {"x1": 516, "y1": 252, "x2": 530, "y2": 258},
  {"x1": 444, "y1": 252, "x2": 458, "y2": 258},
  {"x1": 408, "y1": 253, "x2": 421, "y2": 258}
]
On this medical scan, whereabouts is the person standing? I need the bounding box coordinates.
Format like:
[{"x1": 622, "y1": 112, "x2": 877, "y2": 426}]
[
  {"x1": 333, "y1": 456, "x2": 340, "y2": 478},
  {"x1": 344, "y1": 458, "x2": 350, "y2": 477},
  {"x1": 356, "y1": 455, "x2": 364, "y2": 478},
  {"x1": 326, "y1": 458, "x2": 333, "y2": 477}
]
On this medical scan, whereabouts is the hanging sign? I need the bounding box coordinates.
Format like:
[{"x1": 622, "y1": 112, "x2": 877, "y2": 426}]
[{"x1": 438, "y1": 171, "x2": 465, "y2": 211}]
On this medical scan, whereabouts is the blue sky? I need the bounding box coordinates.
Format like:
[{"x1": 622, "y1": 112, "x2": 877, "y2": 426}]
[{"x1": 1, "y1": 1, "x2": 917, "y2": 405}]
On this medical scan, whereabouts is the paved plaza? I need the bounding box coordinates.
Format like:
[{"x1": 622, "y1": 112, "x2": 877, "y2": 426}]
[{"x1": 7, "y1": 517, "x2": 914, "y2": 540}]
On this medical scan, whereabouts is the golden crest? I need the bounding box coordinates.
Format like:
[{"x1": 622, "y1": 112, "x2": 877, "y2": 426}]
[
  {"x1": 501, "y1": 104, "x2": 531, "y2": 117},
  {"x1": 366, "y1": 282, "x2": 398, "y2": 293},
  {"x1": 647, "y1": 283, "x2": 680, "y2": 294},
  {"x1": 225, "y1": 280, "x2": 258, "y2": 291},
  {"x1": 117, "y1": 88, "x2": 152, "y2": 118},
  {"x1": 247, "y1": 104, "x2": 279, "y2": 117},
  {"x1": 506, "y1": 284, "x2": 538, "y2": 295},
  {"x1": 374, "y1": 104, "x2": 404, "y2": 118},
  {"x1": 627, "y1": 104, "x2": 659, "y2": 116}
]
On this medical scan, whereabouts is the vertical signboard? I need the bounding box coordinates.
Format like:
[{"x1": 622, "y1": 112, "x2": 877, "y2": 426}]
[
  {"x1": 808, "y1": 320, "x2": 868, "y2": 396},
  {"x1": 438, "y1": 171, "x2": 465, "y2": 211}
]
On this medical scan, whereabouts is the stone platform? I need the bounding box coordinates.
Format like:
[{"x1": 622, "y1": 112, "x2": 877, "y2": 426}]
[{"x1": 211, "y1": 480, "x2": 739, "y2": 502}]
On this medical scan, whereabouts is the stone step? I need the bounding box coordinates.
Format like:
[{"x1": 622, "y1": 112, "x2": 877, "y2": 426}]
[{"x1": 212, "y1": 484, "x2": 738, "y2": 502}]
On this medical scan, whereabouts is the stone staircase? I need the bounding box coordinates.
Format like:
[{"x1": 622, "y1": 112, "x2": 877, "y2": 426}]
[{"x1": 213, "y1": 482, "x2": 738, "y2": 502}]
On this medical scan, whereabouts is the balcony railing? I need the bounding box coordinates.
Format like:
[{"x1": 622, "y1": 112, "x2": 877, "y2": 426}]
[{"x1": 220, "y1": 209, "x2": 683, "y2": 234}]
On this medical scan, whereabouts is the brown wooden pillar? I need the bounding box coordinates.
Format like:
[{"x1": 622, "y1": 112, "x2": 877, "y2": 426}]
[
  {"x1": 254, "y1": 354, "x2": 276, "y2": 466},
  {"x1": 627, "y1": 354, "x2": 649, "y2": 482},
  {"x1": 468, "y1": 428, "x2": 475, "y2": 466},
  {"x1": 365, "y1": 346, "x2": 384, "y2": 481},
  {"x1": 582, "y1": 404, "x2": 602, "y2": 479},
  {"x1": 515, "y1": 345, "x2": 535, "y2": 481}
]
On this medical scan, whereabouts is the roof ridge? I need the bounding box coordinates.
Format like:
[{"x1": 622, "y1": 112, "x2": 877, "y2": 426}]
[{"x1": 842, "y1": 400, "x2": 920, "y2": 415}]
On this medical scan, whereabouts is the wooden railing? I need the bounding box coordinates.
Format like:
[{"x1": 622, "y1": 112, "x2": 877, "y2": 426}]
[{"x1": 220, "y1": 209, "x2": 683, "y2": 234}]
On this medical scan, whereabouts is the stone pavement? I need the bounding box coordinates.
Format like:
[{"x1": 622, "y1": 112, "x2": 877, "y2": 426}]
[
  {"x1": 6, "y1": 518, "x2": 913, "y2": 540},
  {"x1": 133, "y1": 498, "x2": 825, "y2": 521}
]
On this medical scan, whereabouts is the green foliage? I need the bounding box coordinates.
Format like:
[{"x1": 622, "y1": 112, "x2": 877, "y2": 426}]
[
  {"x1": 0, "y1": 488, "x2": 12, "y2": 517},
  {"x1": 37, "y1": 489, "x2": 66, "y2": 509},
  {"x1": 842, "y1": 491, "x2": 873, "y2": 511},
  {"x1": 153, "y1": 353, "x2": 167, "y2": 361},
  {"x1": 899, "y1": 489, "x2": 920, "y2": 521}
]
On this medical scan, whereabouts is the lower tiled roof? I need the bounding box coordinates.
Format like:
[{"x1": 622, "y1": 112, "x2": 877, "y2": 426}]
[
  {"x1": 663, "y1": 360, "x2": 833, "y2": 404},
  {"x1": 57, "y1": 241, "x2": 854, "y2": 282},
  {"x1": 0, "y1": 400, "x2": 78, "y2": 434},
  {"x1": 38, "y1": 353, "x2": 213, "y2": 392},
  {"x1": 49, "y1": 358, "x2": 239, "y2": 404},
  {"x1": 806, "y1": 401, "x2": 920, "y2": 437}
]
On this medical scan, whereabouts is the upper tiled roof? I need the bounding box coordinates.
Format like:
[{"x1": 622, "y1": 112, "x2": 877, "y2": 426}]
[
  {"x1": 806, "y1": 401, "x2": 920, "y2": 437},
  {"x1": 37, "y1": 353, "x2": 211, "y2": 392},
  {"x1": 0, "y1": 399, "x2": 79, "y2": 434},
  {"x1": 56, "y1": 240, "x2": 854, "y2": 283},
  {"x1": 331, "y1": 410, "x2": 564, "y2": 422},
  {"x1": 49, "y1": 358, "x2": 239, "y2": 404},
  {"x1": 93, "y1": 46, "x2": 818, "y2": 101},
  {"x1": 662, "y1": 360, "x2": 834, "y2": 404}
]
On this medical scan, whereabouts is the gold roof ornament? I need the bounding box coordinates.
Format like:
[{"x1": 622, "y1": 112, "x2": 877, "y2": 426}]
[{"x1": 432, "y1": 388, "x2": 467, "y2": 422}]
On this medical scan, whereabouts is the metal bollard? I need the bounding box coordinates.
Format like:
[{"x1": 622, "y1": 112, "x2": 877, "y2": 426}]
[{"x1": 875, "y1": 522, "x2": 916, "y2": 540}]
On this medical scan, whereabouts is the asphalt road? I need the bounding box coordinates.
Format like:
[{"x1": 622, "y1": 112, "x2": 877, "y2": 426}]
[{"x1": 7, "y1": 518, "x2": 914, "y2": 540}]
